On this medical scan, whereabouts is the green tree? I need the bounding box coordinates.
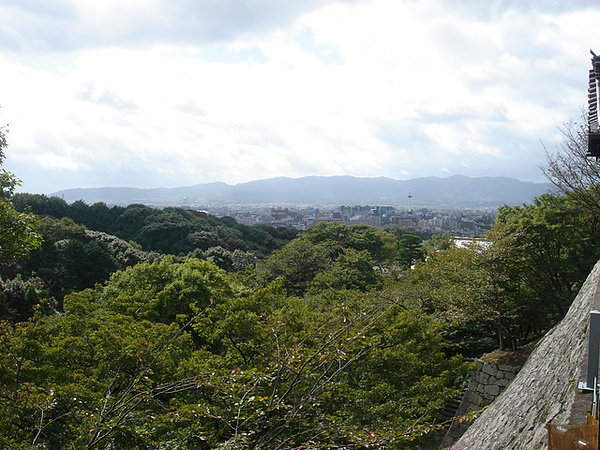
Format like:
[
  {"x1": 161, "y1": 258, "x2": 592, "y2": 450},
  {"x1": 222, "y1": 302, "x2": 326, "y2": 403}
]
[
  {"x1": 98, "y1": 256, "x2": 237, "y2": 324},
  {"x1": 303, "y1": 222, "x2": 397, "y2": 263},
  {"x1": 308, "y1": 248, "x2": 382, "y2": 294},
  {"x1": 55, "y1": 238, "x2": 118, "y2": 292},
  {"x1": 188, "y1": 230, "x2": 220, "y2": 250},
  {"x1": 393, "y1": 230, "x2": 425, "y2": 268},
  {"x1": 190, "y1": 279, "x2": 468, "y2": 449},
  {"x1": 257, "y1": 238, "x2": 335, "y2": 296},
  {"x1": 115, "y1": 203, "x2": 154, "y2": 240},
  {"x1": 0, "y1": 295, "x2": 198, "y2": 449},
  {"x1": 12, "y1": 193, "x2": 70, "y2": 218},
  {"x1": 9, "y1": 217, "x2": 156, "y2": 314},
  {"x1": 139, "y1": 221, "x2": 193, "y2": 254},
  {"x1": 0, "y1": 125, "x2": 41, "y2": 264},
  {"x1": 258, "y1": 223, "x2": 403, "y2": 296},
  {"x1": 203, "y1": 246, "x2": 235, "y2": 271},
  {"x1": 406, "y1": 243, "x2": 518, "y2": 352},
  {"x1": 0, "y1": 259, "x2": 469, "y2": 449},
  {"x1": 489, "y1": 193, "x2": 600, "y2": 327},
  {"x1": 405, "y1": 193, "x2": 600, "y2": 353},
  {"x1": 0, "y1": 275, "x2": 51, "y2": 323}
]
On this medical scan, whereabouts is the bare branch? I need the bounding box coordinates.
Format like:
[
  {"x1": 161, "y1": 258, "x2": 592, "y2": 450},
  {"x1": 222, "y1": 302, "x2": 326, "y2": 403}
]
[{"x1": 541, "y1": 116, "x2": 600, "y2": 214}]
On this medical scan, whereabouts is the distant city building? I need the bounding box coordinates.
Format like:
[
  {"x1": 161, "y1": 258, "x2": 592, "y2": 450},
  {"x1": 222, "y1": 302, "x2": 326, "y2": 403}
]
[{"x1": 202, "y1": 203, "x2": 495, "y2": 236}]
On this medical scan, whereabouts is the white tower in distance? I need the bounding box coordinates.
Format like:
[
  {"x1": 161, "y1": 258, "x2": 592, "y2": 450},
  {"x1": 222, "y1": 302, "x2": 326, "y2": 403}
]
[{"x1": 407, "y1": 190, "x2": 413, "y2": 214}]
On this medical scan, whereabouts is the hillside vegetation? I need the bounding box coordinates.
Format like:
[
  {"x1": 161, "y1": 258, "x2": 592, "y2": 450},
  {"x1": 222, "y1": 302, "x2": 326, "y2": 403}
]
[{"x1": 2, "y1": 121, "x2": 600, "y2": 449}]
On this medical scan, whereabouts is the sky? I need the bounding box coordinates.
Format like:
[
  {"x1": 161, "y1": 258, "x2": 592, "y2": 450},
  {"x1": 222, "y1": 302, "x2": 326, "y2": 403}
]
[{"x1": 1, "y1": 0, "x2": 599, "y2": 195}]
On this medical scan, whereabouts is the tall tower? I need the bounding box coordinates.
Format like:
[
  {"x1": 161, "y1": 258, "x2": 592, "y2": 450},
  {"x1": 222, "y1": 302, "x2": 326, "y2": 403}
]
[
  {"x1": 407, "y1": 190, "x2": 413, "y2": 214},
  {"x1": 588, "y1": 50, "x2": 600, "y2": 157}
]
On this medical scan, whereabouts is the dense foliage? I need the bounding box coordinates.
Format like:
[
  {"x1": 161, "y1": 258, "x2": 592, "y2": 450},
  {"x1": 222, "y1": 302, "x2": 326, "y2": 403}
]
[
  {"x1": 1, "y1": 189, "x2": 467, "y2": 448},
  {"x1": 0, "y1": 257, "x2": 469, "y2": 449},
  {"x1": 0, "y1": 127, "x2": 41, "y2": 264},
  {"x1": 13, "y1": 194, "x2": 298, "y2": 257}
]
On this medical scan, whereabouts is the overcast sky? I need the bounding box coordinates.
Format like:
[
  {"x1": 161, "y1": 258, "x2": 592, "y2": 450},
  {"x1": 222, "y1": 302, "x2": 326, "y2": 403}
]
[{"x1": 1, "y1": 0, "x2": 598, "y2": 194}]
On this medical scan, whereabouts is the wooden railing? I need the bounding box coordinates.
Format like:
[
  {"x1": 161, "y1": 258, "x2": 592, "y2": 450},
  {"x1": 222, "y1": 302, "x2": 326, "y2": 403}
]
[{"x1": 547, "y1": 415, "x2": 599, "y2": 450}]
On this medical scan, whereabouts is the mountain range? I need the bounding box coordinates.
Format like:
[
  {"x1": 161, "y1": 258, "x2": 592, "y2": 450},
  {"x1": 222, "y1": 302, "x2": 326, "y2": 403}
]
[{"x1": 51, "y1": 175, "x2": 551, "y2": 208}]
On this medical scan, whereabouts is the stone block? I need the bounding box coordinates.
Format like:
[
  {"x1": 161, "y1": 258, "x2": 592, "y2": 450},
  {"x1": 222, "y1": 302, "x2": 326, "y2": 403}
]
[
  {"x1": 482, "y1": 363, "x2": 498, "y2": 377},
  {"x1": 484, "y1": 384, "x2": 500, "y2": 396},
  {"x1": 470, "y1": 392, "x2": 483, "y2": 408},
  {"x1": 468, "y1": 379, "x2": 478, "y2": 391},
  {"x1": 493, "y1": 372, "x2": 507, "y2": 382},
  {"x1": 497, "y1": 378, "x2": 510, "y2": 387}
]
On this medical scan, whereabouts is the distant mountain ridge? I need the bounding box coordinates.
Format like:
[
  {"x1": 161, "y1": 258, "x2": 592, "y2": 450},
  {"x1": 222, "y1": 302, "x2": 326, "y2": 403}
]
[{"x1": 51, "y1": 175, "x2": 551, "y2": 207}]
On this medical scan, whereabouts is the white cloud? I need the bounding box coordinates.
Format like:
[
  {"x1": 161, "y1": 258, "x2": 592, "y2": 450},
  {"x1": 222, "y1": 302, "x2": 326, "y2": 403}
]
[{"x1": 0, "y1": 0, "x2": 598, "y2": 194}]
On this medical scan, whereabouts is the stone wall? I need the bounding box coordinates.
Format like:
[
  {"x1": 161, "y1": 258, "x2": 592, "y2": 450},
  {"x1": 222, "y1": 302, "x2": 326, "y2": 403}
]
[
  {"x1": 450, "y1": 259, "x2": 600, "y2": 449},
  {"x1": 465, "y1": 360, "x2": 520, "y2": 409},
  {"x1": 441, "y1": 360, "x2": 521, "y2": 447}
]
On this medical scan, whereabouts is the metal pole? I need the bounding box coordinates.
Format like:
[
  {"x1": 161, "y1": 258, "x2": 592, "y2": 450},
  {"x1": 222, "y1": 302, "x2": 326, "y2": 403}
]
[{"x1": 587, "y1": 311, "x2": 600, "y2": 390}]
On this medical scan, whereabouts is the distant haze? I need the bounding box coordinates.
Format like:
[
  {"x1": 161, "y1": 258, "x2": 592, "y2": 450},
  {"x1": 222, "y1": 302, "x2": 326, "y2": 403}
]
[{"x1": 52, "y1": 175, "x2": 551, "y2": 208}]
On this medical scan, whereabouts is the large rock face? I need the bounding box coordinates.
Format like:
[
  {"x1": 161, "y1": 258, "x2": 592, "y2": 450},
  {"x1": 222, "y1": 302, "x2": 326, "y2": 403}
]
[{"x1": 451, "y1": 260, "x2": 600, "y2": 449}]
